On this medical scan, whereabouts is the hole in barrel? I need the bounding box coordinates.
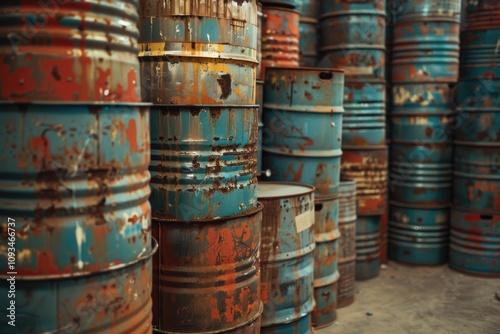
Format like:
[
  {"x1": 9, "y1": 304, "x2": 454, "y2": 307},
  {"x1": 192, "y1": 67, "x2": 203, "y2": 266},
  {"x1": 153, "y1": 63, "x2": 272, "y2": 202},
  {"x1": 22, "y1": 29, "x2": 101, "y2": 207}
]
[
  {"x1": 315, "y1": 203, "x2": 323, "y2": 212},
  {"x1": 319, "y1": 72, "x2": 333, "y2": 80}
]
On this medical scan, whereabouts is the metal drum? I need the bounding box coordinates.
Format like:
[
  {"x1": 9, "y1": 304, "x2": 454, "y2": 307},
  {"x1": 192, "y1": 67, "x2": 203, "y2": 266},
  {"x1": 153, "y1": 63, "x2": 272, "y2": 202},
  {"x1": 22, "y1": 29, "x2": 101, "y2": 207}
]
[
  {"x1": 450, "y1": 208, "x2": 500, "y2": 277},
  {"x1": 0, "y1": 243, "x2": 157, "y2": 334},
  {"x1": 388, "y1": 202, "x2": 450, "y2": 265},
  {"x1": 340, "y1": 147, "x2": 388, "y2": 215},
  {"x1": 312, "y1": 194, "x2": 340, "y2": 328},
  {"x1": 338, "y1": 181, "x2": 357, "y2": 308},
  {"x1": 391, "y1": 19, "x2": 460, "y2": 83},
  {"x1": 391, "y1": 83, "x2": 454, "y2": 112},
  {"x1": 453, "y1": 142, "x2": 500, "y2": 212},
  {"x1": 257, "y1": 80, "x2": 265, "y2": 175},
  {"x1": 261, "y1": 7, "x2": 300, "y2": 78},
  {"x1": 149, "y1": 105, "x2": 258, "y2": 221},
  {"x1": 152, "y1": 206, "x2": 263, "y2": 333},
  {"x1": 0, "y1": 0, "x2": 142, "y2": 103},
  {"x1": 343, "y1": 103, "x2": 386, "y2": 147},
  {"x1": 394, "y1": 0, "x2": 461, "y2": 23},
  {"x1": 262, "y1": 67, "x2": 345, "y2": 195},
  {"x1": 355, "y1": 216, "x2": 381, "y2": 281},
  {"x1": 299, "y1": 18, "x2": 318, "y2": 67},
  {"x1": 0, "y1": 103, "x2": 152, "y2": 275},
  {"x1": 139, "y1": 0, "x2": 258, "y2": 105},
  {"x1": 344, "y1": 80, "x2": 386, "y2": 104},
  {"x1": 389, "y1": 162, "x2": 453, "y2": 205},
  {"x1": 258, "y1": 183, "x2": 315, "y2": 333}
]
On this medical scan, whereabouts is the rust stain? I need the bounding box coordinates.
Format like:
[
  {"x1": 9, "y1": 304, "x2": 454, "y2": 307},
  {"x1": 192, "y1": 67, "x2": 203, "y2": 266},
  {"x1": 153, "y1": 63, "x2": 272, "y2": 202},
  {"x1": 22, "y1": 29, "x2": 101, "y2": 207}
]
[{"x1": 125, "y1": 118, "x2": 138, "y2": 152}]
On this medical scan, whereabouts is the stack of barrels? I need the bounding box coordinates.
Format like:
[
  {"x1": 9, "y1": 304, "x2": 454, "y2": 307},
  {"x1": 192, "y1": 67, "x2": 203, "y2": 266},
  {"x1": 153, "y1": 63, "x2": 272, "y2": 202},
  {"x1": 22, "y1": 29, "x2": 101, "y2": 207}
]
[
  {"x1": 297, "y1": 0, "x2": 319, "y2": 66},
  {"x1": 0, "y1": 1, "x2": 155, "y2": 333},
  {"x1": 262, "y1": 67, "x2": 344, "y2": 330},
  {"x1": 261, "y1": 0, "x2": 300, "y2": 77},
  {"x1": 388, "y1": 0, "x2": 461, "y2": 266},
  {"x1": 317, "y1": 0, "x2": 389, "y2": 280},
  {"x1": 139, "y1": 1, "x2": 264, "y2": 332},
  {"x1": 451, "y1": 0, "x2": 500, "y2": 277}
]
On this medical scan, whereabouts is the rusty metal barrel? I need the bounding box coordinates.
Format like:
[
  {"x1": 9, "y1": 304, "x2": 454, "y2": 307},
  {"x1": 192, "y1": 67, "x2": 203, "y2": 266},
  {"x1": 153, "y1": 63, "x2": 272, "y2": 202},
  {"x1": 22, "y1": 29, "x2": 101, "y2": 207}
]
[
  {"x1": 338, "y1": 181, "x2": 357, "y2": 308},
  {"x1": 261, "y1": 7, "x2": 300, "y2": 78},
  {"x1": 152, "y1": 206, "x2": 263, "y2": 333},
  {"x1": 388, "y1": 202, "x2": 449, "y2": 265},
  {"x1": 258, "y1": 182, "x2": 316, "y2": 334},
  {"x1": 262, "y1": 67, "x2": 345, "y2": 195},
  {"x1": 449, "y1": 207, "x2": 500, "y2": 277},
  {"x1": 355, "y1": 216, "x2": 381, "y2": 280},
  {"x1": 311, "y1": 194, "x2": 340, "y2": 328},
  {"x1": 139, "y1": 0, "x2": 258, "y2": 105},
  {"x1": 0, "y1": 0, "x2": 143, "y2": 103}
]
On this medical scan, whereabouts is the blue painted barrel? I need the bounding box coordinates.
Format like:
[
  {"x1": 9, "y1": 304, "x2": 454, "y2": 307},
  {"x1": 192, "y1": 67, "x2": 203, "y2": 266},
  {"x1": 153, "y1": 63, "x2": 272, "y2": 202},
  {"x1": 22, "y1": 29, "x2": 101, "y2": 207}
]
[
  {"x1": 139, "y1": 0, "x2": 258, "y2": 105},
  {"x1": 344, "y1": 80, "x2": 386, "y2": 104},
  {"x1": 257, "y1": 80, "x2": 264, "y2": 174},
  {"x1": 355, "y1": 216, "x2": 381, "y2": 280},
  {"x1": 392, "y1": 19, "x2": 459, "y2": 83},
  {"x1": 312, "y1": 194, "x2": 340, "y2": 328},
  {"x1": 343, "y1": 103, "x2": 386, "y2": 147},
  {"x1": 394, "y1": 0, "x2": 461, "y2": 23},
  {"x1": 299, "y1": 18, "x2": 318, "y2": 67},
  {"x1": 389, "y1": 163, "x2": 453, "y2": 205},
  {"x1": 262, "y1": 67, "x2": 345, "y2": 195},
  {"x1": 389, "y1": 223, "x2": 449, "y2": 265},
  {"x1": 149, "y1": 105, "x2": 258, "y2": 221},
  {"x1": 390, "y1": 113, "x2": 455, "y2": 143},
  {"x1": 258, "y1": 183, "x2": 316, "y2": 333},
  {"x1": 453, "y1": 142, "x2": 500, "y2": 212},
  {"x1": 338, "y1": 181, "x2": 357, "y2": 308},
  {"x1": 391, "y1": 83, "x2": 454, "y2": 112}
]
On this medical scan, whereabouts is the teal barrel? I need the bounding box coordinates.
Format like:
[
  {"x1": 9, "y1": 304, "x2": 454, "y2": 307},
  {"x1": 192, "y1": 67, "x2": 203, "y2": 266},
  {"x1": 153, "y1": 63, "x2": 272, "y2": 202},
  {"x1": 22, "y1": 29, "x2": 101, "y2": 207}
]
[
  {"x1": 355, "y1": 216, "x2": 381, "y2": 280},
  {"x1": 258, "y1": 182, "x2": 316, "y2": 334},
  {"x1": 338, "y1": 181, "x2": 357, "y2": 308},
  {"x1": 262, "y1": 67, "x2": 345, "y2": 195},
  {"x1": 139, "y1": 0, "x2": 258, "y2": 105},
  {"x1": 149, "y1": 105, "x2": 258, "y2": 221},
  {"x1": 449, "y1": 207, "x2": 500, "y2": 277},
  {"x1": 152, "y1": 207, "x2": 263, "y2": 333},
  {"x1": 312, "y1": 194, "x2": 340, "y2": 329}
]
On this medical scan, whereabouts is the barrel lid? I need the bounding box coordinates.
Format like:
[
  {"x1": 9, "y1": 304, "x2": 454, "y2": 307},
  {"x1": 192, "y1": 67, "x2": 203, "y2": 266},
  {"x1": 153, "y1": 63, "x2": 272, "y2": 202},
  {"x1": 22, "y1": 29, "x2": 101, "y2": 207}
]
[{"x1": 258, "y1": 182, "x2": 315, "y2": 198}]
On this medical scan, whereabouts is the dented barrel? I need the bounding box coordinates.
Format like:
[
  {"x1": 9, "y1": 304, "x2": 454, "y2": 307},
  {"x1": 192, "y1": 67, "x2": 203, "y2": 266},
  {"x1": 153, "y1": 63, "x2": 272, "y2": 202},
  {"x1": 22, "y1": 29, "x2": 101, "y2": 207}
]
[
  {"x1": 152, "y1": 206, "x2": 263, "y2": 333},
  {"x1": 258, "y1": 183, "x2": 316, "y2": 332},
  {"x1": 149, "y1": 105, "x2": 258, "y2": 221},
  {"x1": 0, "y1": 0, "x2": 143, "y2": 103},
  {"x1": 139, "y1": 0, "x2": 258, "y2": 105},
  {"x1": 263, "y1": 67, "x2": 345, "y2": 195},
  {"x1": 338, "y1": 181, "x2": 357, "y2": 308}
]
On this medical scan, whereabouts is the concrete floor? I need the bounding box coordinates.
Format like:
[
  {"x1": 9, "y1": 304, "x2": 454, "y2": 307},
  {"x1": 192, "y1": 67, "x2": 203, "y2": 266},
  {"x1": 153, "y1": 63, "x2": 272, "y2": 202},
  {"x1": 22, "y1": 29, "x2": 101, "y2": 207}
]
[{"x1": 317, "y1": 261, "x2": 500, "y2": 334}]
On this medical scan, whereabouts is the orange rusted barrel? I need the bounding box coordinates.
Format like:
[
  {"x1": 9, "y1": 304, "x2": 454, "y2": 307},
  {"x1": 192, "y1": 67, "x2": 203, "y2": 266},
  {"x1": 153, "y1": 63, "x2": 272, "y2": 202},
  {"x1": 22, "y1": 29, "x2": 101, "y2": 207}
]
[
  {"x1": 258, "y1": 182, "x2": 316, "y2": 333},
  {"x1": 261, "y1": 7, "x2": 300, "y2": 78},
  {"x1": 152, "y1": 206, "x2": 263, "y2": 333}
]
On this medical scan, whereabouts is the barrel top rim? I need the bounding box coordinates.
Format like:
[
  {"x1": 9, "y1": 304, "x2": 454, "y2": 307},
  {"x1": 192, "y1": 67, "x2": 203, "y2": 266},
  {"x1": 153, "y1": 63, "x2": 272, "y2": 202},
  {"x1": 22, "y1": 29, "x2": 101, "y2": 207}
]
[
  {"x1": 265, "y1": 66, "x2": 345, "y2": 74},
  {"x1": 258, "y1": 182, "x2": 315, "y2": 198}
]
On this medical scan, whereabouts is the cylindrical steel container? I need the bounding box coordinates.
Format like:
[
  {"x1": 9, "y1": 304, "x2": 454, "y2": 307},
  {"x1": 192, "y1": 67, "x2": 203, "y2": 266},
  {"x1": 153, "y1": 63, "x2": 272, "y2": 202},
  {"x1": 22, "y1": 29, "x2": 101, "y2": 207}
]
[
  {"x1": 258, "y1": 183, "x2": 316, "y2": 332},
  {"x1": 343, "y1": 103, "x2": 386, "y2": 147},
  {"x1": 152, "y1": 206, "x2": 263, "y2": 333},
  {"x1": 0, "y1": 0, "x2": 143, "y2": 103},
  {"x1": 262, "y1": 0, "x2": 297, "y2": 8},
  {"x1": 450, "y1": 230, "x2": 500, "y2": 277},
  {"x1": 0, "y1": 103, "x2": 151, "y2": 275},
  {"x1": 338, "y1": 181, "x2": 357, "y2": 308},
  {"x1": 257, "y1": 80, "x2": 265, "y2": 174},
  {"x1": 299, "y1": 18, "x2": 318, "y2": 67},
  {"x1": 389, "y1": 223, "x2": 449, "y2": 264},
  {"x1": 391, "y1": 83, "x2": 454, "y2": 112},
  {"x1": 355, "y1": 216, "x2": 381, "y2": 280},
  {"x1": 149, "y1": 105, "x2": 258, "y2": 221},
  {"x1": 0, "y1": 241, "x2": 157, "y2": 334},
  {"x1": 340, "y1": 147, "x2": 388, "y2": 215},
  {"x1": 394, "y1": 0, "x2": 461, "y2": 23},
  {"x1": 390, "y1": 113, "x2": 455, "y2": 143},
  {"x1": 389, "y1": 163, "x2": 452, "y2": 205},
  {"x1": 261, "y1": 7, "x2": 300, "y2": 78},
  {"x1": 312, "y1": 194, "x2": 340, "y2": 328},
  {"x1": 139, "y1": 0, "x2": 258, "y2": 105},
  {"x1": 453, "y1": 142, "x2": 500, "y2": 212},
  {"x1": 344, "y1": 80, "x2": 386, "y2": 104},
  {"x1": 262, "y1": 67, "x2": 345, "y2": 195}
]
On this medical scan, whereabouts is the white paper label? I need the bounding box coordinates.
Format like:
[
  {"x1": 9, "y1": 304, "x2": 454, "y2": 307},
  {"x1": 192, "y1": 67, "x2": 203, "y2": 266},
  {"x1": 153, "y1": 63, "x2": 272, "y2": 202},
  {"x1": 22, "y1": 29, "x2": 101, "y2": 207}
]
[{"x1": 295, "y1": 210, "x2": 314, "y2": 233}]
